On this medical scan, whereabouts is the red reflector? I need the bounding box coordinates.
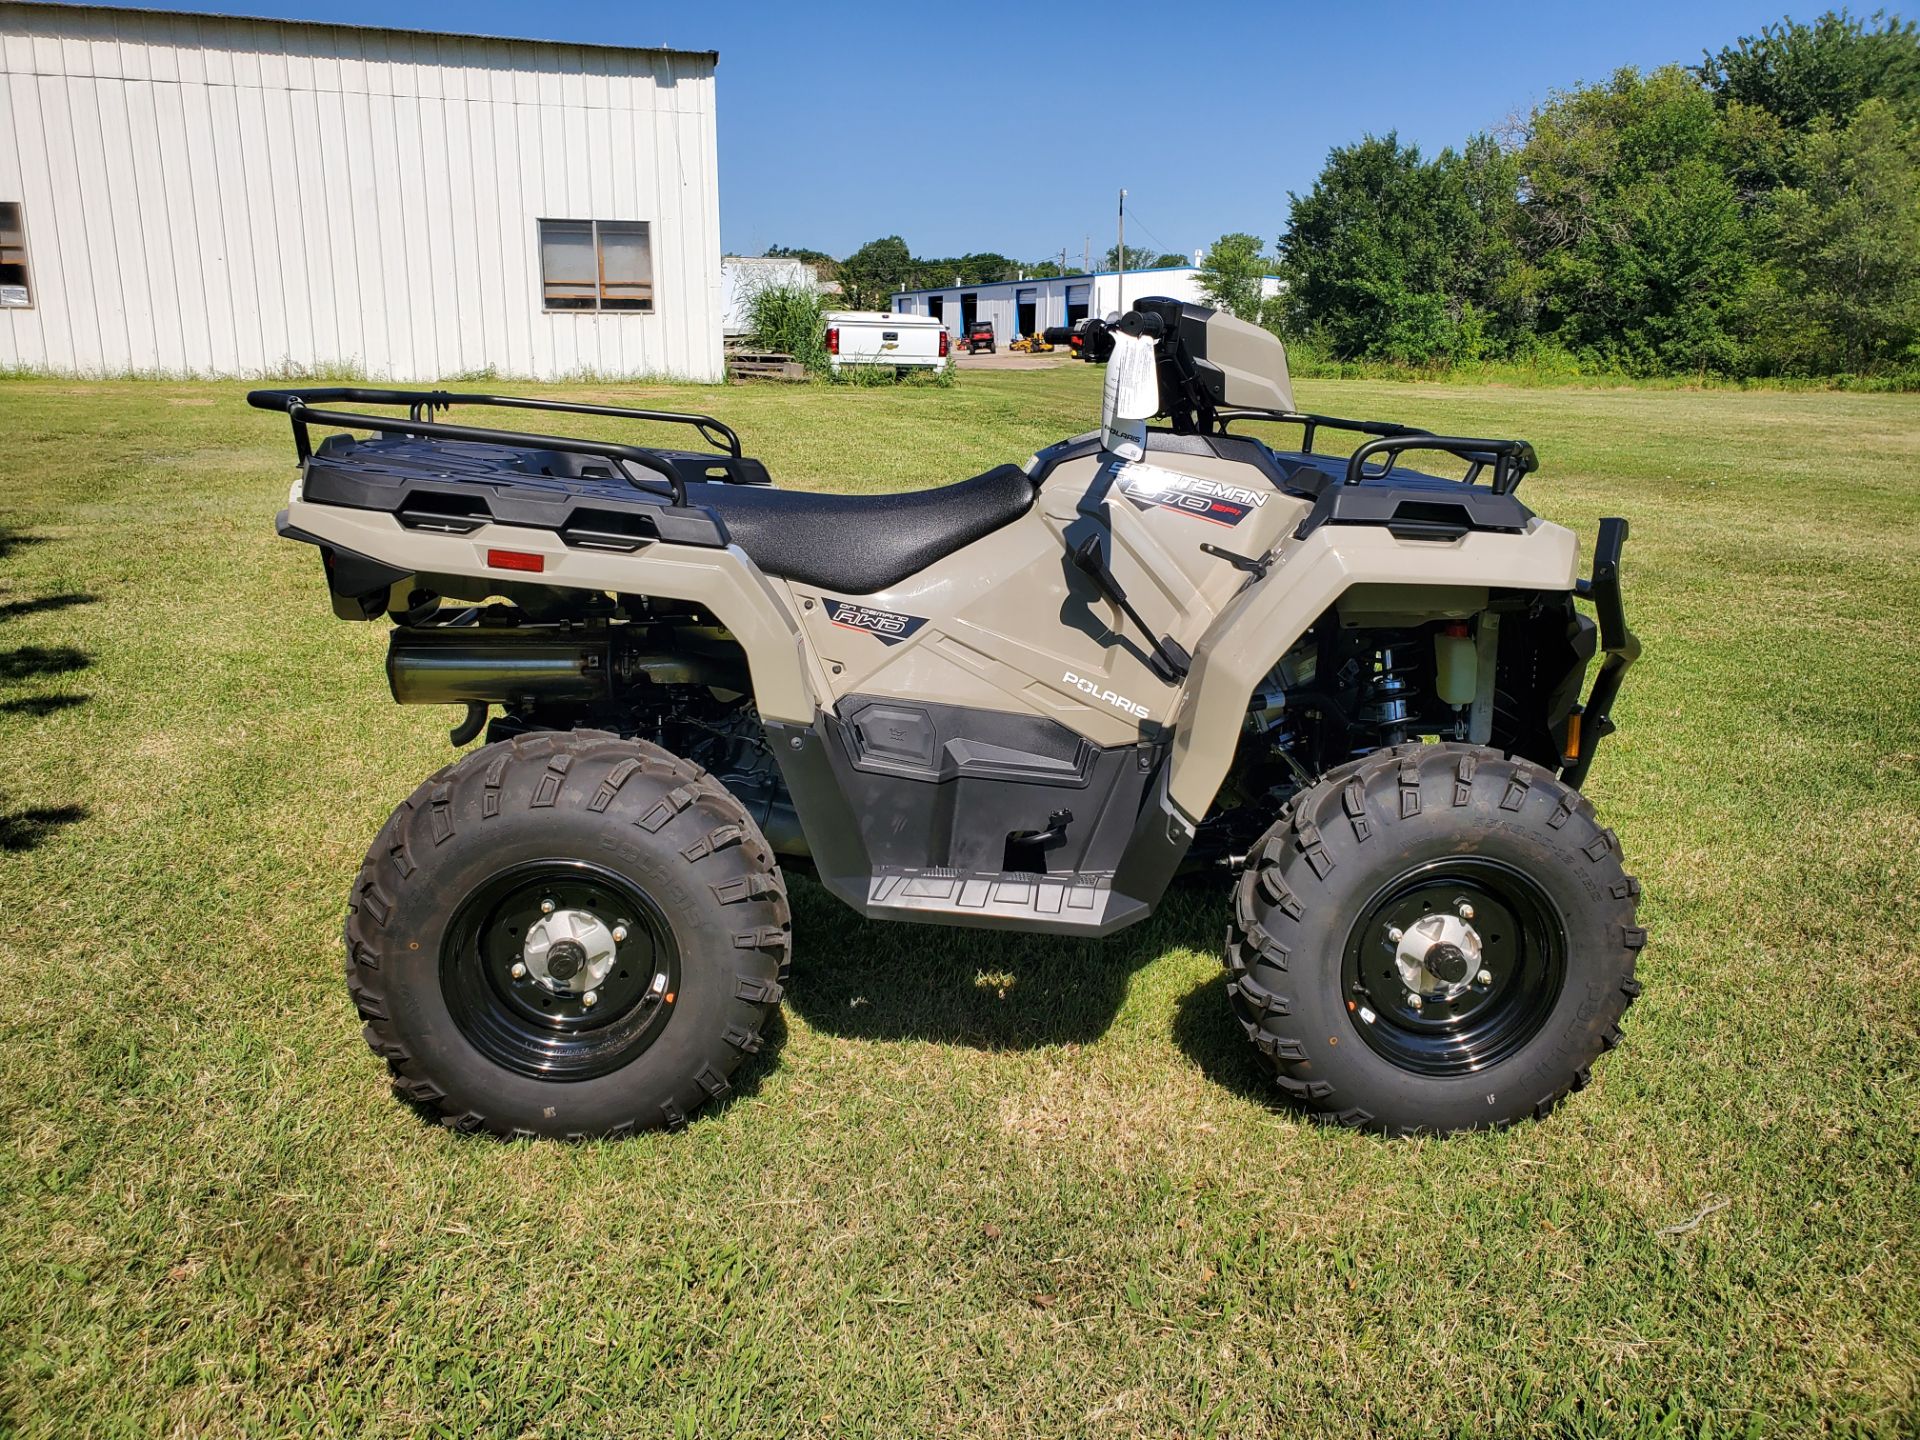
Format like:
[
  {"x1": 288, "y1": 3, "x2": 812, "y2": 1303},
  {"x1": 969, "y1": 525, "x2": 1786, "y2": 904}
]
[{"x1": 486, "y1": 548, "x2": 545, "y2": 573}]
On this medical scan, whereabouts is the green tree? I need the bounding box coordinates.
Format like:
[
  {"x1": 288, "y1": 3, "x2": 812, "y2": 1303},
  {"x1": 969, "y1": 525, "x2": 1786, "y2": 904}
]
[
  {"x1": 1513, "y1": 66, "x2": 1755, "y2": 373},
  {"x1": 1102, "y1": 244, "x2": 1189, "y2": 271},
  {"x1": 839, "y1": 235, "x2": 912, "y2": 310},
  {"x1": 1697, "y1": 9, "x2": 1920, "y2": 129},
  {"x1": 902, "y1": 252, "x2": 1022, "y2": 288},
  {"x1": 1194, "y1": 232, "x2": 1270, "y2": 320},
  {"x1": 1751, "y1": 97, "x2": 1920, "y2": 371},
  {"x1": 1278, "y1": 133, "x2": 1512, "y2": 362}
]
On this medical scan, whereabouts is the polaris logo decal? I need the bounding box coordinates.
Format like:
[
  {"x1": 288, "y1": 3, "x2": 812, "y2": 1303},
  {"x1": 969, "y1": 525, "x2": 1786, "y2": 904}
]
[
  {"x1": 1063, "y1": 670, "x2": 1150, "y2": 719},
  {"x1": 824, "y1": 599, "x2": 927, "y2": 646},
  {"x1": 1117, "y1": 462, "x2": 1268, "y2": 528}
]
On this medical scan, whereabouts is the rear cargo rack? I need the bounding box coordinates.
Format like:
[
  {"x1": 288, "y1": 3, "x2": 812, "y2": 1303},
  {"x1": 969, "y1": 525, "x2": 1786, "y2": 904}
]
[
  {"x1": 248, "y1": 387, "x2": 750, "y2": 507},
  {"x1": 1216, "y1": 409, "x2": 1537, "y2": 495}
]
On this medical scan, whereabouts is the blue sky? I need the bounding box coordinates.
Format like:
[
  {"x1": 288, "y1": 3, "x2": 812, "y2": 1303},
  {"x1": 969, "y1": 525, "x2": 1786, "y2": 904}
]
[{"x1": 106, "y1": 0, "x2": 1806, "y2": 260}]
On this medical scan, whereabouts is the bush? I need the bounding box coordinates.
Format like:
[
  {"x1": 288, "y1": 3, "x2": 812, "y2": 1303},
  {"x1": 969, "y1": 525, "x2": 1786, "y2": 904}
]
[{"x1": 741, "y1": 281, "x2": 829, "y2": 376}]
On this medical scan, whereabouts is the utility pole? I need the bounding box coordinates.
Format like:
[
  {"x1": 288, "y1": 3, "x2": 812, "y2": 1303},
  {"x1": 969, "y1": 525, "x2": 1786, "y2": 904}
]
[
  {"x1": 1083, "y1": 235, "x2": 1089, "y2": 274},
  {"x1": 1116, "y1": 188, "x2": 1127, "y2": 312}
]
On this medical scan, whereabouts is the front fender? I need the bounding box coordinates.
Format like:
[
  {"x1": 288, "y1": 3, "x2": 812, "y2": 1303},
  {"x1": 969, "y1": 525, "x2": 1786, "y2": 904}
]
[{"x1": 1166, "y1": 519, "x2": 1579, "y2": 819}]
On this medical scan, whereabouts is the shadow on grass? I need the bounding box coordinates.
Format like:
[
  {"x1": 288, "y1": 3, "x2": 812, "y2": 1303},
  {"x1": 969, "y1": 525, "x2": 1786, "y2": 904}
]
[
  {"x1": 0, "y1": 591, "x2": 96, "y2": 622},
  {"x1": 0, "y1": 526, "x2": 94, "y2": 851},
  {"x1": 1170, "y1": 969, "x2": 1284, "y2": 1107},
  {"x1": 0, "y1": 644, "x2": 90, "y2": 681},
  {"x1": 0, "y1": 804, "x2": 89, "y2": 852},
  {"x1": 0, "y1": 693, "x2": 89, "y2": 717},
  {"x1": 786, "y1": 873, "x2": 1227, "y2": 1051},
  {"x1": 0, "y1": 528, "x2": 46, "y2": 562}
]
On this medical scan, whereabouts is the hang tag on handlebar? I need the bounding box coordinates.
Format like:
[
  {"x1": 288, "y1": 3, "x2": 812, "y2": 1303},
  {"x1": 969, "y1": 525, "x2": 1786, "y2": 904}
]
[{"x1": 1101, "y1": 331, "x2": 1159, "y2": 460}]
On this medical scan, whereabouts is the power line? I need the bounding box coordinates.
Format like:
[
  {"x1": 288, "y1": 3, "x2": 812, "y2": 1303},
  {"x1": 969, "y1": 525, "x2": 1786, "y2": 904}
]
[{"x1": 1121, "y1": 207, "x2": 1177, "y2": 261}]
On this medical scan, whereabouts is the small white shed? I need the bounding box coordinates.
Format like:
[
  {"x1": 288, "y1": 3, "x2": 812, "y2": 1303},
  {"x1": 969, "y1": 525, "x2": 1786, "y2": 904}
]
[{"x1": 0, "y1": 1, "x2": 726, "y2": 380}]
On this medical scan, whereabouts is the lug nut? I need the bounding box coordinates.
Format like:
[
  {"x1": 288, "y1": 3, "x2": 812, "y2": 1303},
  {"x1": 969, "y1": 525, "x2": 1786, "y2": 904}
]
[
  {"x1": 540, "y1": 898, "x2": 556, "y2": 914},
  {"x1": 1407, "y1": 993, "x2": 1423, "y2": 1010},
  {"x1": 1387, "y1": 926, "x2": 1405, "y2": 943},
  {"x1": 1476, "y1": 968, "x2": 1492, "y2": 985},
  {"x1": 612, "y1": 925, "x2": 628, "y2": 943},
  {"x1": 582, "y1": 990, "x2": 599, "y2": 1009},
  {"x1": 510, "y1": 962, "x2": 527, "y2": 979},
  {"x1": 1458, "y1": 902, "x2": 1475, "y2": 920}
]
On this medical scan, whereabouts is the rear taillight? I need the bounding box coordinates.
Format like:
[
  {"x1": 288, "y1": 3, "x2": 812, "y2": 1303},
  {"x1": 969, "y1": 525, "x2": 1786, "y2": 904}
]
[
  {"x1": 826, "y1": 326, "x2": 839, "y2": 355},
  {"x1": 938, "y1": 330, "x2": 949, "y2": 358}
]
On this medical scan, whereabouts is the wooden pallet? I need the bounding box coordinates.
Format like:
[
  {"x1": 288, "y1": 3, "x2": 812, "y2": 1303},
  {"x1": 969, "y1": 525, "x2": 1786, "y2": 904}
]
[{"x1": 726, "y1": 349, "x2": 809, "y2": 382}]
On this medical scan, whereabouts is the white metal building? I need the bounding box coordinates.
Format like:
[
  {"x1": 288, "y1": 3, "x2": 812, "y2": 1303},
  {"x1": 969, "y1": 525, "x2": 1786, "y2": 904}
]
[
  {"x1": 890, "y1": 266, "x2": 1283, "y2": 343},
  {"x1": 0, "y1": 2, "x2": 724, "y2": 380}
]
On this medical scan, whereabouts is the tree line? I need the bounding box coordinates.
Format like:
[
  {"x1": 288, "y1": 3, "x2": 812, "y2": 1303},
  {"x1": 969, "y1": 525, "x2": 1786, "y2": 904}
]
[
  {"x1": 1274, "y1": 9, "x2": 1920, "y2": 378},
  {"x1": 766, "y1": 11, "x2": 1916, "y2": 379}
]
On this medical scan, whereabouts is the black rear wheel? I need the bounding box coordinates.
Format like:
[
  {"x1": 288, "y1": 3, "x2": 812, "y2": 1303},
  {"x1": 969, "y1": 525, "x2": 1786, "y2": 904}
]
[
  {"x1": 439, "y1": 859, "x2": 682, "y2": 1082},
  {"x1": 344, "y1": 731, "x2": 790, "y2": 1138},
  {"x1": 1226, "y1": 743, "x2": 1645, "y2": 1134}
]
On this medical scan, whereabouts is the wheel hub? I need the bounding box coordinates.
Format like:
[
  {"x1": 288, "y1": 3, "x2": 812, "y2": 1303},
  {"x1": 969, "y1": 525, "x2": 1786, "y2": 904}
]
[
  {"x1": 1394, "y1": 911, "x2": 1483, "y2": 1001},
  {"x1": 522, "y1": 907, "x2": 617, "y2": 996},
  {"x1": 1341, "y1": 859, "x2": 1568, "y2": 1078}
]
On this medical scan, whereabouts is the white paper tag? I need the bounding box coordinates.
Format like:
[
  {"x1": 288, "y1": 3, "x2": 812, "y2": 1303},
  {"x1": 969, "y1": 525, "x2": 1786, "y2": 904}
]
[
  {"x1": 1100, "y1": 330, "x2": 1159, "y2": 460},
  {"x1": 1104, "y1": 331, "x2": 1159, "y2": 421}
]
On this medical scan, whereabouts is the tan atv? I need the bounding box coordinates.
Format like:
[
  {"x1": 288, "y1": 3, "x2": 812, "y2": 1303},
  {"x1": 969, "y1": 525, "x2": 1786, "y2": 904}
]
[{"x1": 256, "y1": 298, "x2": 1643, "y2": 1140}]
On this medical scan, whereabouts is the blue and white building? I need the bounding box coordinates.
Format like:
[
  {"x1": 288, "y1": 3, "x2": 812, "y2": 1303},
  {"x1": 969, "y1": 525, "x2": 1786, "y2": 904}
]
[{"x1": 890, "y1": 264, "x2": 1282, "y2": 343}]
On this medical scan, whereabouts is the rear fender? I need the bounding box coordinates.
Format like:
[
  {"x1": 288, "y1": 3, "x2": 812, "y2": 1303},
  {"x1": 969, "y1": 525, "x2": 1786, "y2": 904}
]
[
  {"x1": 1166, "y1": 519, "x2": 1579, "y2": 818},
  {"x1": 280, "y1": 494, "x2": 817, "y2": 723}
]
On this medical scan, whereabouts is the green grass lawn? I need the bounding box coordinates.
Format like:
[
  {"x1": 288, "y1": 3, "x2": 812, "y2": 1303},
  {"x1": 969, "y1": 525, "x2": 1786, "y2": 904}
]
[{"x1": 1, "y1": 367, "x2": 1916, "y2": 1437}]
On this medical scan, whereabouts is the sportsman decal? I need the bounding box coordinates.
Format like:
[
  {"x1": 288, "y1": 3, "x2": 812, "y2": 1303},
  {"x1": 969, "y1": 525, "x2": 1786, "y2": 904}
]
[
  {"x1": 1115, "y1": 461, "x2": 1269, "y2": 528},
  {"x1": 823, "y1": 599, "x2": 928, "y2": 646}
]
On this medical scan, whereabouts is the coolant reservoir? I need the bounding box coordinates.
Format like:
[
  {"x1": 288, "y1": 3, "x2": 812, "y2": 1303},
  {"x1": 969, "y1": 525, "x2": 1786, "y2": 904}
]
[{"x1": 1435, "y1": 621, "x2": 1477, "y2": 707}]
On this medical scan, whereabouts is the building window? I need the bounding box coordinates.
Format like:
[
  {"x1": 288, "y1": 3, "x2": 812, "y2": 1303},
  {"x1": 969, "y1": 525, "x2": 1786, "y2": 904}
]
[
  {"x1": 0, "y1": 203, "x2": 30, "y2": 309},
  {"x1": 538, "y1": 219, "x2": 653, "y2": 312}
]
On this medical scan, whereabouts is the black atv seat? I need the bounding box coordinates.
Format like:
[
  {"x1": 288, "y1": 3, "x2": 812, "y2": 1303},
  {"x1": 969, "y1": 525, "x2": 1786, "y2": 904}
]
[{"x1": 698, "y1": 464, "x2": 1036, "y2": 594}]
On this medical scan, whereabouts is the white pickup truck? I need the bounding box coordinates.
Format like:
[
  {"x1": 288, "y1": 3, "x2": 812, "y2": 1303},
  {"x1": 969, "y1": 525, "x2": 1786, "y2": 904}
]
[{"x1": 824, "y1": 311, "x2": 950, "y2": 374}]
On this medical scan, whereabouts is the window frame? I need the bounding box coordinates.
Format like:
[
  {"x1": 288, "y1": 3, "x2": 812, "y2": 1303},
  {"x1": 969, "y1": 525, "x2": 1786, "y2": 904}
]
[
  {"x1": 537, "y1": 217, "x2": 655, "y2": 315},
  {"x1": 0, "y1": 201, "x2": 33, "y2": 311}
]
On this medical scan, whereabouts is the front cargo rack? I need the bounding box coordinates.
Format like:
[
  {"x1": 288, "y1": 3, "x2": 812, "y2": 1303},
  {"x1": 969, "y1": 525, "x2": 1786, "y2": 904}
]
[
  {"x1": 1216, "y1": 408, "x2": 1538, "y2": 495},
  {"x1": 247, "y1": 387, "x2": 761, "y2": 507}
]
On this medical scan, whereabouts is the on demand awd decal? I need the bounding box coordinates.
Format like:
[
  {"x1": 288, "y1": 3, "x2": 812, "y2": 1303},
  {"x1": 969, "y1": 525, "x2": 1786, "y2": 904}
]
[
  {"x1": 1116, "y1": 461, "x2": 1268, "y2": 528},
  {"x1": 823, "y1": 599, "x2": 927, "y2": 646}
]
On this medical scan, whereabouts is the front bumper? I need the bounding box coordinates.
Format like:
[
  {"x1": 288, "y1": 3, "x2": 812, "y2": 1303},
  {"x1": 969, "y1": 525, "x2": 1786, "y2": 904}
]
[{"x1": 1562, "y1": 516, "x2": 1641, "y2": 790}]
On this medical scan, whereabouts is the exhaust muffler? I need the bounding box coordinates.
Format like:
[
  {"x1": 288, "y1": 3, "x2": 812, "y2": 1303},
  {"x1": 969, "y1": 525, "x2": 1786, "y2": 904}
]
[{"x1": 387, "y1": 626, "x2": 610, "y2": 707}]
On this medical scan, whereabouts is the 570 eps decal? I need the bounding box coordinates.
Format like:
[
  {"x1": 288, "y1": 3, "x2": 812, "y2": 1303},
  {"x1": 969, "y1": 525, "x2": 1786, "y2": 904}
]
[
  {"x1": 823, "y1": 599, "x2": 927, "y2": 646},
  {"x1": 1116, "y1": 461, "x2": 1269, "y2": 528}
]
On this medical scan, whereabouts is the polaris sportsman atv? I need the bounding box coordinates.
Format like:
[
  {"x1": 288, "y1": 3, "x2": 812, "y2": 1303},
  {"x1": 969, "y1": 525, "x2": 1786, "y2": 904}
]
[{"x1": 257, "y1": 298, "x2": 1643, "y2": 1140}]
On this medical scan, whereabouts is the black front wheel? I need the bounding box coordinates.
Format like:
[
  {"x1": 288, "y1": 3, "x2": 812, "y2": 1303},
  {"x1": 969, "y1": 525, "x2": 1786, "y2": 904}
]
[
  {"x1": 344, "y1": 731, "x2": 790, "y2": 1138},
  {"x1": 1226, "y1": 743, "x2": 1645, "y2": 1134}
]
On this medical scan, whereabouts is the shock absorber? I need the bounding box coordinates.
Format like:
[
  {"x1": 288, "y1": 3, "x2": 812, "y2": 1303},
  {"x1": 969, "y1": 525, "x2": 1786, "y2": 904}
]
[{"x1": 1356, "y1": 645, "x2": 1415, "y2": 749}]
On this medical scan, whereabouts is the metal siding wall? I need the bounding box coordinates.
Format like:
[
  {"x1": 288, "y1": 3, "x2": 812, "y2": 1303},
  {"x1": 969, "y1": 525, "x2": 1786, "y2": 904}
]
[
  {"x1": 0, "y1": 4, "x2": 721, "y2": 379},
  {"x1": 981, "y1": 295, "x2": 1016, "y2": 341}
]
